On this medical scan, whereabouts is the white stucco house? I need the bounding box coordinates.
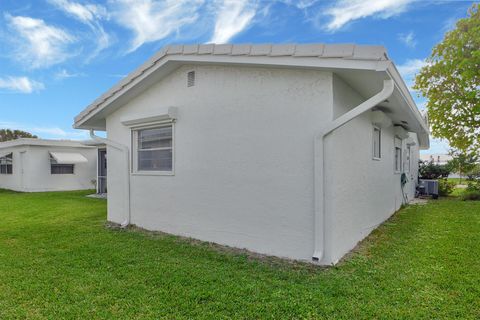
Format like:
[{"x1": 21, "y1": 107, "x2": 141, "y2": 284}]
[
  {"x1": 73, "y1": 43, "x2": 429, "y2": 265},
  {"x1": 0, "y1": 139, "x2": 97, "y2": 192}
]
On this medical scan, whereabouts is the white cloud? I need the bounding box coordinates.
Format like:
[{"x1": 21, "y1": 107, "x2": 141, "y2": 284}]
[
  {"x1": 54, "y1": 69, "x2": 84, "y2": 80},
  {"x1": 31, "y1": 127, "x2": 68, "y2": 136},
  {"x1": 0, "y1": 76, "x2": 44, "y2": 93},
  {"x1": 397, "y1": 59, "x2": 426, "y2": 78},
  {"x1": 47, "y1": 0, "x2": 108, "y2": 24},
  {"x1": 47, "y1": 0, "x2": 111, "y2": 59},
  {"x1": 397, "y1": 58, "x2": 427, "y2": 92},
  {"x1": 210, "y1": 0, "x2": 256, "y2": 43},
  {"x1": 398, "y1": 31, "x2": 416, "y2": 48},
  {"x1": 421, "y1": 138, "x2": 451, "y2": 154},
  {"x1": 31, "y1": 127, "x2": 90, "y2": 139},
  {"x1": 5, "y1": 14, "x2": 75, "y2": 68},
  {"x1": 324, "y1": 0, "x2": 414, "y2": 31},
  {"x1": 280, "y1": 0, "x2": 318, "y2": 10},
  {"x1": 111, "y1": 0, "x2": 204, "y2": 53},
  {"x1": 0, "y1": 121, "x2": 89, "y2": 140}
]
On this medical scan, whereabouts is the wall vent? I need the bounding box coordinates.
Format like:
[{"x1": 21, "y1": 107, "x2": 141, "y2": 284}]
[{"x1": 187, "y1": 71, "x2": 195, "y2": 87}]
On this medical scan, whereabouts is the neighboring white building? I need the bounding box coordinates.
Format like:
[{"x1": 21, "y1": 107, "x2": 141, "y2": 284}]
[
  {"x1": 420, "y1": 153, "x2": 452, "y2": 165},
  {"x1": 73, "y1": 44, "x2": 429, "y2": 265},
  {"x1": 0, "y1": 139, "x2": 97, "y2": 192}
]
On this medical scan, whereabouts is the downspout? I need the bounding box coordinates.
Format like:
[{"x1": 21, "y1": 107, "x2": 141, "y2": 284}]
[
  {"x1": 89, "y1": 129, "x2": 131, "y2": 227},
  {"x1": 312, "y1": 79, "x2": 394, "y2": 263}
]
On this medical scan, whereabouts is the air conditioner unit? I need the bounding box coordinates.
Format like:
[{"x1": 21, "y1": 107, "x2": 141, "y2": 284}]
[{"x1": 418, "y1": 179, "x2": 439, "y2": 199}]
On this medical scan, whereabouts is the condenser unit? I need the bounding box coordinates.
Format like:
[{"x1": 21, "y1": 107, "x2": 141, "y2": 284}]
[{"x1": 418, "y1": 179, "x2": 439, "y2": 199}]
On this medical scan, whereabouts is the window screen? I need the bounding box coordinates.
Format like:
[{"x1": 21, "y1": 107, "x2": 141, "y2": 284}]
[
  {"x1": 0, "y1": 153, "x2": 12, "y2": 174},
  {"x1": 50, "y1": 155, "x2": 74, "y2": 174},
  {"x1": 136, "y1": 125, "x2": 173, "y2": 171},
  {"x1": 373, "y1": 127, "x2": 381, "y2": 159}
]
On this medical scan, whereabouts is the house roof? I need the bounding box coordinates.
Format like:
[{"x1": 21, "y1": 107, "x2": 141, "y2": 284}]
[
  {"x1": 73, "y1": 43, "x2": 429, "y2": 148},
  {"x1": 0, "y1": 138, "x2": 95, "y2": 149}
]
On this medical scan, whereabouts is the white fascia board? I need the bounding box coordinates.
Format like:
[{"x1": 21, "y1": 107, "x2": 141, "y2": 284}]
[
  {"x1": 0, "y1": 138, "x2": 93, "y2": 149},
  {"x1": 386, "y1": 63, "x2": 430, "y2": 147}
]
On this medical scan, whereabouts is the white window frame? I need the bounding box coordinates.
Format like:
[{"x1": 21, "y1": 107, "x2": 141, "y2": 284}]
[
  {"x1": 131, "y1": 122, "x2": 175, "y2": 176},
  {"x1": 0, "y1": 153, "x2": 13, "y2": 175},
  {"x1": 372, "y1": 126, "x2": 381, "y2": 160}
]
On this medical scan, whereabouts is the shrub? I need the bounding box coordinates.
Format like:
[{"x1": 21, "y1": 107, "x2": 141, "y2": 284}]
[
  {"x1": 438, "y1": 179, "x2": 455, "y2": 196},
  {"x1": 419, "y1": 161, "x2": 451, "y2": 179},
  {"x1": 466, "y1": 181, "x2": 480, "y2": 192},
  {"x1": 460, "y1": 181, "x2": 480, "y2": 200},
  {"x1": 461, "y1": 190, "x2": 480, "y2": 201}
]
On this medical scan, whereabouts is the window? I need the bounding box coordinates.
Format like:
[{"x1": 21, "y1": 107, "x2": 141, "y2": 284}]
[
  {"x1": 0, "y1": 153, "x2": 12, "y2": 174},
  {"x1": 404, "y1": 146, "x2": 411, "y2": 172},
  {"x1": 372, "y1": 127, "x2": 381, "y2": 159},
  {"x1": 134, "y1": 124, "x2": 173, "y2": 172},
  {"x1": 394, "y1": 137, "x2": 402, "y2": 173},
  {"x1": 50, "y1": 156, "x2": 74, "y2": 174},
  {"x1": 395, "y1": 147, "x2": 402, "y2": 172}
]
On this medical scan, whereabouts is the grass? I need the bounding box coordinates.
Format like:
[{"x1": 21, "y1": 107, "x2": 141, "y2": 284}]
[
  {"x1": 448, "y1": 177, "x2": 467, "y2": 185},
  {"x1": 0, "y1": 190, "x2": 479, "y2": 319}
]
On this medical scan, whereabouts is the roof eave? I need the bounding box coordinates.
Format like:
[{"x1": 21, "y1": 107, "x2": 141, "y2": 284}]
[
  {"x1": 73, "y1": 55, "x2": 390, "y2": 130},
  {"x1": 385, "y1": 63, "x2": 430, "y2": 149}
]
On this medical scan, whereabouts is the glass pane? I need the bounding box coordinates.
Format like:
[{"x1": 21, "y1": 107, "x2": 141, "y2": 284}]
[
  {"x1": 395, "y1": 148, "x2": 400, "y2": 170},
  {"x1": 138, "y1": 126, "x2": 172, "y2": 149},
  {"x1": 138, "y1": 149, "x2": 172, "y2": 171},
  {"x1": 373, "y1": 128, "x2": 381, "y2": 158},
  {"x1": 51, "y1": 164, "x2": 74, "y2": 174}
]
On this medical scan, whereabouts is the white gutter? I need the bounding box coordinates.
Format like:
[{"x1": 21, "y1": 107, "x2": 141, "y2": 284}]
[
  {"x1": 89, "y1": 129, "x2": 131, "y2": 227},
  {"x1": 312, "y1": 79, "x2": 394, "y2": 263}
]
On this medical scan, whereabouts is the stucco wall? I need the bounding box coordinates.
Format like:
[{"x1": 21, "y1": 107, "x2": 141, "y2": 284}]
[
  {"x1": 0, "y1": 145, "x2": 97, "y2": 192},
  {"x1": 324, "y1": 75, "x2": 420, "y2": 264},
  {"x1": 106, "y1": 65, "x2": 333, "y2": 261},
  {"x1": 103, "y1": 65, "x2": 421, "y2": 264}
]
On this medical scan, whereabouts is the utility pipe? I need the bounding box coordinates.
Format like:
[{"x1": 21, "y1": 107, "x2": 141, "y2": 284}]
[
  {"x1": 90, "y1": 129, "x2": 131, "y2": 227},
  {"x1": 312, "y1": 79, "x2": 394, "y2": 263}
]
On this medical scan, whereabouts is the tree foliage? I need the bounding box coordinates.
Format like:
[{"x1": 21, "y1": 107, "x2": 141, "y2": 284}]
[
  {"x1": 447, "y1": 150, "x2": 478, "y2": 179},
  {"x1": 414, "y1": 4, "x2": 480, "y2": 153},
  {"x1": 419, "y1": 160, "x2": 451, "y2": 179},
  {"x1": 0, "y1": 129, "x2": 37, "y2": 142}
]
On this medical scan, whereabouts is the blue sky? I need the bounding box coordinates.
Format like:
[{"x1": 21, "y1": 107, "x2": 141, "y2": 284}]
[{"x1": 0, "y1": 0, "x2": 476, "y2": 153}]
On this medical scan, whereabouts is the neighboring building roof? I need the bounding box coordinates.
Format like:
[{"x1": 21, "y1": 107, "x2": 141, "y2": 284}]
[
  {"x1": 73, "y1": 43, "x2": 429, "y2": 148},
  {"x1": 0, "y1": 138, "x2": 95, "y2": 149}
]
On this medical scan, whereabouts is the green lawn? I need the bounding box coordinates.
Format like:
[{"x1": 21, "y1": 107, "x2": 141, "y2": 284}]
[{"x1": 0, "y1": 190, "x2": 479, "y2": 319}]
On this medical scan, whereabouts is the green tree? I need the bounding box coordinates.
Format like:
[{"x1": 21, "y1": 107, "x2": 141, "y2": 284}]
[
  {"x1": 414, "y1": 4, "x2": 480, "y2": 154},
  {"x1": 447, "y1": 150, "x2": 478, "y2": 183},
  {"x1": 0, "y1": 129, "x2": 37, "y2": 142}
]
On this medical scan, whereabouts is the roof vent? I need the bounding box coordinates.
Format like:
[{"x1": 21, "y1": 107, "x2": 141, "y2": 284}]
[{"x1": 187, "y1": 71, "x2": 195, "y2": 87}]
